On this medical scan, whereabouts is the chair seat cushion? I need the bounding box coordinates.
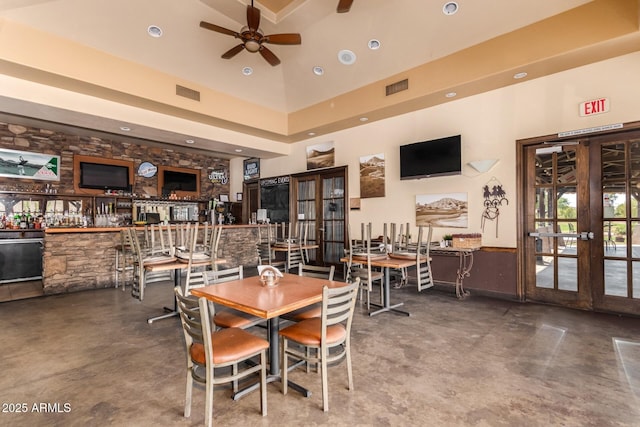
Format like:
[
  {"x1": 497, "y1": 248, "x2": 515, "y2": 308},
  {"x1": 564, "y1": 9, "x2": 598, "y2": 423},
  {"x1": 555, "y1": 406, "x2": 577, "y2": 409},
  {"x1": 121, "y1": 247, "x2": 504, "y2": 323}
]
[
  {"x1": 279, "y1": 318, "x2": 346, "y2": 346},
  {"x1": 351, "y1": 268, "x2": 383, "y2": 281},
  {"x1": 388, "y1": 251, "x2": 416, "y2": 260},
  {"x1": 214, "y1": 309, "x2": 261, "y2": 329},
  {"x1": 143, "y1": 255, "x2": 176, "y2": 265},
  {"x1": 190, "y1": 327, "x2": 268, "y2": 365}
]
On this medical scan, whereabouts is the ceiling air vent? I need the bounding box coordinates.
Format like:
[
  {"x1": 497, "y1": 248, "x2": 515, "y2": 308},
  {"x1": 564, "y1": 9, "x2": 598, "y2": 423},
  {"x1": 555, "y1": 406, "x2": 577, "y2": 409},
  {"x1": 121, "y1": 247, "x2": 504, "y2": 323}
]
[
  {"x1": 385, "y1": 79, "x2": 408, "y2": 96},
  {"x1": 176, "y1": 85, "x2": 200, "y2": 101}
]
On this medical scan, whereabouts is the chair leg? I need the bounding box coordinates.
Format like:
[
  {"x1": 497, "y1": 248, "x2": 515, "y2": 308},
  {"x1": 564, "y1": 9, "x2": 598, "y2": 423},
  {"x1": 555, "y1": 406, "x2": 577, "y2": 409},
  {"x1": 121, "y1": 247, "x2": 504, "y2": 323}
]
[
  {"x1": 346, "y1": 342, "x2": 354, "y2": 391},
  {"x1": 205, "y1": 369, "x2": 213, "y2": 427},
  {"x1": 321, "y1": 346, "x2": 329, "y2": 412},
  {"x1": 232, "y1": 363, "x2": 238, "y2": 393},
  {"x1": 184, "y1": 371, "x2": 193, "y2": 418}
]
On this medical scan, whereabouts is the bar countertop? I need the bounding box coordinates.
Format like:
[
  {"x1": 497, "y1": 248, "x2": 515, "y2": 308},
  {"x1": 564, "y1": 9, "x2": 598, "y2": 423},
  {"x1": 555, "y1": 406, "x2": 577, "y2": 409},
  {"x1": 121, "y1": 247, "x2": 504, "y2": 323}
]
[{"x1": 44, "y1": 223, "x2": 258, "y2": 233}]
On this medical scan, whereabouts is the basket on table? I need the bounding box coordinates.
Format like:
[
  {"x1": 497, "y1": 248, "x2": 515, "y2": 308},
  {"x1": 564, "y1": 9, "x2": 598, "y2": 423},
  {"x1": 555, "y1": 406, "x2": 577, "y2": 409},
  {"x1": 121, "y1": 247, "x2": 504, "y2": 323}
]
[{"x1": 451, "y1": 233, "x2": 482, "y2": 249}]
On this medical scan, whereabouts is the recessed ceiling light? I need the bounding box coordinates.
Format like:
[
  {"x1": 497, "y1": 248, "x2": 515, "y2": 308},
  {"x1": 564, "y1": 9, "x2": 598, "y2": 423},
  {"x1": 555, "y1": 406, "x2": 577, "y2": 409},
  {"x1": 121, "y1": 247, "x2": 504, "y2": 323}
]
[
  {"x1": 359, "y1": 117, "x2": 368, "y2": 122},
  {"x1": 120, "y1": 126, "x2": 131, "y2": 131},
  {"x1": 445, "y1": 92, "x2": 457, "y2": 98},
  {"x1": 185, "y1": 139, "x2": 195, "y2": 144},
  {"x1": 338, "y1": 49, "x2": 356, "y2": 65},
  {"x1": 513, "y1": 72, "x2": 528, "y2": 79},
  {"x1": 368, "y1": 39, "x2": 381, "y2": 50},
  {"x1": 242, "y1": 67, "x2": 253, "y2": 76},
  {"x1": 442, "y1": 2, "x2": 458, "y2": 15},
  {"x1": 312, "y1": 66, "x2": 324, "y2": 76},
  {"x1": 234, "y1": 149, "x2": 243, "y2": 153},
  {"x1": 308, "y1": 132, "x2": 316, "y2": 136},
  {"x1": 147, "y1": 25, "x2": 163, "y2": 38}
]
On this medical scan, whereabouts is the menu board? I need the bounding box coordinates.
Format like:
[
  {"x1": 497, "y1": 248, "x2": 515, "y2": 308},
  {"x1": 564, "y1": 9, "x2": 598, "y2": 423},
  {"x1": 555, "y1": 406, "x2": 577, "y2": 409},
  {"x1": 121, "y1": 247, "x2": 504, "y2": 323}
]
[{"x1": 260, "y1": 175, "x2": 289, "y2": 223}]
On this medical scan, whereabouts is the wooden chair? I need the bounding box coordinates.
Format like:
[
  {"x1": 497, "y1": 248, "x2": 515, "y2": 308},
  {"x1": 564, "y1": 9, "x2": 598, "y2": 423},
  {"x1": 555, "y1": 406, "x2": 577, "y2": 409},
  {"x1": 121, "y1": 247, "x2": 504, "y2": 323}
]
[
  {"x1": 281, "y1": 264, "x2": 336, "y2": 322},
  {"x1": 174, "y1": 287, "x2": 268, "y2": 426},
  {"x1": 347, "y1": 224, "x2": 384, "y2": 311},
  {"x1": 279, "y1": 279, "x2": 360, "y2": 412},
  {"x1": 201, "y1": 267, "x2": 265, "y2": 330}
]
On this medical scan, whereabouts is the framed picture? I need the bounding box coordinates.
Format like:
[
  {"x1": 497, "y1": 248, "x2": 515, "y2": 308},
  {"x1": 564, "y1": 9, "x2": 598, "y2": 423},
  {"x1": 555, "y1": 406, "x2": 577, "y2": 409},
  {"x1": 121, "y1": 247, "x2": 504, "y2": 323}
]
[
  {"x1": 306, "y1": 142, "x2": 335, "y2": 170},
  {"x1": 219, "y1": 194, "x2": 229, "y2": 202},
  {"x1": 0, "y1": 148, "x2": 60, "y2": 181},
  {"x1": 236, "y1": 192, "x2": 243, "y2": 201}
]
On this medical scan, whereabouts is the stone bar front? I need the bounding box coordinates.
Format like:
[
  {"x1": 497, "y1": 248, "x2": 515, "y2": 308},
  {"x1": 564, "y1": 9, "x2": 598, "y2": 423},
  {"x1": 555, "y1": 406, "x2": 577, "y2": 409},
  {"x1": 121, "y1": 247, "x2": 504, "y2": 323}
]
[{"x1": 43, "y1": 225, "x2": 259, "y2": 294}]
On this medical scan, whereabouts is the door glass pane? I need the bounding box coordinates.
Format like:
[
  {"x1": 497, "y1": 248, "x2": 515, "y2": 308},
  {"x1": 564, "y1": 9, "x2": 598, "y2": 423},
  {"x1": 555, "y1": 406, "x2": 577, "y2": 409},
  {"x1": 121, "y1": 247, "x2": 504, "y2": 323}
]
[
  {"x1": 633, "y1": 261, "x2": 640, "y2": 299},
  {"x1": 632, "y1": 221, "x2": 640, "y2": 258},
  {"x1": 632, "y1": 182, "x2": 639, "y2": 218},
  {"x1": 535, "y1": 152, "x2": 553, "y2": 184},
  {"x1": 536, "y1": 257, "x2": 554, "y2": 288},
  {"x1": 603, "y1": 191, "x2": 625, "y2": 219},
  {"x1": 535, "y1": 221, "x2": 555, "y2": 255},
  {"x1": 558, "y1": 257, "x2": 577, "y2": 291},
  {"x1": 535, "y1": 188, "x2": 554, "y2": 220},
  {"x1": 602, "y1": 143, "x2": 626, "y2": 181},
  {"x1": 604, "y1": 260, "x2": 627, "y2": 297},
  {"x1": 557, "y1": 187, "x2": 576, "y2": 219},
  {"x1": 604, "y1": 221, "x2": 625, "y2": 257},
  {"x1": 556, "y1": 148, "x2": 577, "y2": 184}
]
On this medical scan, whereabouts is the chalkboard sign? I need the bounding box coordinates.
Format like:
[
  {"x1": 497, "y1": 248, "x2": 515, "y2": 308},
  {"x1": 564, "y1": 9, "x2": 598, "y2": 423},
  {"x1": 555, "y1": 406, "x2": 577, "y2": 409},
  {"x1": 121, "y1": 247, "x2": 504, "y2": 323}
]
[{"x1": 260, "y1": 175, "x2": 290, "y2": 223}]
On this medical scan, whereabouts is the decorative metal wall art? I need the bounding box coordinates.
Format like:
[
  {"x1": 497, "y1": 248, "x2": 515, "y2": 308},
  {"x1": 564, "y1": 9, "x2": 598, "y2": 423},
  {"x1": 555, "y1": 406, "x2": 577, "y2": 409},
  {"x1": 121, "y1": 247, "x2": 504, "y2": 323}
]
[{"x1": 481, "y1": 177, "x2": 509, "y2": 237}]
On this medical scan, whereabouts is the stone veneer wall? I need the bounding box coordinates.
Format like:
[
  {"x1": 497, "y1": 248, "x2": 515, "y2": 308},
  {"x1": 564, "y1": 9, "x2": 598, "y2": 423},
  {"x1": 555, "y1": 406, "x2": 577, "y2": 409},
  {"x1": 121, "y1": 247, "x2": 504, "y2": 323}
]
[
  {"x1": 0, "y1": 121, "x2": 230, "y2": 196},
  {"x1": 42, "y1": 226, "x2": 260, "y2": 294}
]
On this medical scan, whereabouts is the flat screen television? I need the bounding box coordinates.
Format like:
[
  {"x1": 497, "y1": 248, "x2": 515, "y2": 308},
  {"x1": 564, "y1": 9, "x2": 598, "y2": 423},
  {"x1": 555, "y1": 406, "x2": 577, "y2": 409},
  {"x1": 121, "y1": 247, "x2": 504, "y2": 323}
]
[
  {"x1": 79, "y1": 162, "x2": 130, "y2": 190},
  {"x1": 163, "y1": 170, "x2": 198, "y2": 192},
  {"x1": 399, "y1": 134, "x2": 462, "y2": 179}
]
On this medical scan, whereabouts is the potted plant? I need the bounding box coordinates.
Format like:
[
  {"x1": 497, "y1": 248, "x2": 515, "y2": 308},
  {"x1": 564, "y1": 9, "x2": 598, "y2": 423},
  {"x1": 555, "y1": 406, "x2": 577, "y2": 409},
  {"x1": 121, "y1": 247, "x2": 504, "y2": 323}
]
[{"x1": 443, "y1": 234, "x2": 453, "y2": 247}]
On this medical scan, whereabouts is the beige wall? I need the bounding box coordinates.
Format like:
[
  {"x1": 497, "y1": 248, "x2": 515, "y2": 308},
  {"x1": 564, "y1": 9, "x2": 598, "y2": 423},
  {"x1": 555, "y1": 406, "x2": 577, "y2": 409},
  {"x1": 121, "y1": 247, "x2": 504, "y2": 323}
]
[{"x1": 258, "y1": 51, "x2": 640, "y2": 248}]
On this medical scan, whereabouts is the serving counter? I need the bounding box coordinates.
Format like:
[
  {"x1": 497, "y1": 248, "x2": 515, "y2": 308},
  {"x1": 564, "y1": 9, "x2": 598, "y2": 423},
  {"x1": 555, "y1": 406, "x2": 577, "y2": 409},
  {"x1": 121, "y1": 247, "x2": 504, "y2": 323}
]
[{"x1": 42, "y1": 224, "x2": 260, "y2": 295}]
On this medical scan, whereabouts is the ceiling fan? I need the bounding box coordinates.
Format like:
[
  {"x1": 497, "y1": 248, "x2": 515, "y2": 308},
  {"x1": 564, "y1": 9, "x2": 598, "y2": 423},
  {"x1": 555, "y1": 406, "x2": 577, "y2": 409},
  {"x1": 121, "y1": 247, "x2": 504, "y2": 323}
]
[
  {"x1": 199, "y1": 1, "x2": 301, "y2": 66},
  {"x1": 337, "y1": 0, "x2": 354, "y2": 13}
]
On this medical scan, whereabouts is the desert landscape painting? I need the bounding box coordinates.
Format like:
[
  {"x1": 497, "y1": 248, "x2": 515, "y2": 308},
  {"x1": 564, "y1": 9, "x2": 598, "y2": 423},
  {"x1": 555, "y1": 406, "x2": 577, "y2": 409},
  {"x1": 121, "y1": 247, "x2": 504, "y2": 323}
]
[
  {"x1": 359, "y1": 153, "x2": 385, "y2": 198},
  {"x1": 416, "y1": 192, "x2": 468, "y2": 228},
  {"x1": 306, "y1": 142, "x2": 335, "y2": 170}
]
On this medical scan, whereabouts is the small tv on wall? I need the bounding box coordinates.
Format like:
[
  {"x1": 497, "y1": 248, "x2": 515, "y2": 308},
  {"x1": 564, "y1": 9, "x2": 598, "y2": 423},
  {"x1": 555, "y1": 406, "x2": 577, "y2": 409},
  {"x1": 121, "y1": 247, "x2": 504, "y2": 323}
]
[
  {"x1": 399, "y1": 134, "x2": 462, "y2": 180},
  {"x1": 79, "y1": 162, "x2": 130, "y2": 191},
  {"x1": 158, "y1": 166, "x2": 201, "y2": 197}
]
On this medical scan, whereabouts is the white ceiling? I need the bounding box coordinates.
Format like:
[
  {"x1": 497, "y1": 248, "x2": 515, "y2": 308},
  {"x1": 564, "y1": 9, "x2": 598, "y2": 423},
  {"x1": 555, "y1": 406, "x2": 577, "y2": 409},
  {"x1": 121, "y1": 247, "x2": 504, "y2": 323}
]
[{"x1": 0, "y1": 0, "x2": 635, "y2": 157}]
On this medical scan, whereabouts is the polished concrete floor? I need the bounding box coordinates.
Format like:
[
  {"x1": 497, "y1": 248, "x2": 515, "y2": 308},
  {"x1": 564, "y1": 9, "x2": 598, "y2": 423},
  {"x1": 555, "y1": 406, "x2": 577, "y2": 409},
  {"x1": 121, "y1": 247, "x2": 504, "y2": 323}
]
[{"x1": 1, "y1": 280, "x2": 639, "y2": 427}]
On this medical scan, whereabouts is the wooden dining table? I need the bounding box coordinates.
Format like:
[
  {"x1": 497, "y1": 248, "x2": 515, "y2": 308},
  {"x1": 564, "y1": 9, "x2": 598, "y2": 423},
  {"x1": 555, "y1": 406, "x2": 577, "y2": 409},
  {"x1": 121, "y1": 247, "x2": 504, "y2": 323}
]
[{"x1": 191, "y1": 272, "x2": 345, "y2": 399}]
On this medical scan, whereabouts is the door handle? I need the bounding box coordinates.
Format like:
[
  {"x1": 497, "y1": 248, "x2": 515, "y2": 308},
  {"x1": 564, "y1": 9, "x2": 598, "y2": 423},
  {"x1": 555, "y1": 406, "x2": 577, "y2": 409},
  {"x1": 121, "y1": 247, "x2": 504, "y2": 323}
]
[{"x1": 528, "y1": 231, "x2": 594, "y2": 240}]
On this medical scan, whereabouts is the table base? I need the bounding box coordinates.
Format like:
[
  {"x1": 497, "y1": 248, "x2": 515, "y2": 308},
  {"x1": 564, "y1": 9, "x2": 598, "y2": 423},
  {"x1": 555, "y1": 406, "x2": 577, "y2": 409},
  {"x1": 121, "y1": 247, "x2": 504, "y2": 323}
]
[
  {"x1": 147, "y1": 305, "x2": 178, "y2": 324},
  {"x1": 369, "y1": 301, "x2": 410, "y2": 317}
]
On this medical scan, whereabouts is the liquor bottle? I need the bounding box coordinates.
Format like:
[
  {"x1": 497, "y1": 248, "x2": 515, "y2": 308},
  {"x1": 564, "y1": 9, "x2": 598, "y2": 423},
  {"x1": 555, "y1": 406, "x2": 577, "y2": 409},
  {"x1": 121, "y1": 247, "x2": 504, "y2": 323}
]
[{"x1": 20, "y1": 213, "x2": 28, "y2": 229}]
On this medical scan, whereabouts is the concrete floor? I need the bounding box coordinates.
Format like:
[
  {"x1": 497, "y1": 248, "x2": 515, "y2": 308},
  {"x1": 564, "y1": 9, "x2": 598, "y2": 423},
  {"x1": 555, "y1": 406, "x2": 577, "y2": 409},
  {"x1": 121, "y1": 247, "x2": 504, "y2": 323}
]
[{"x1": 1, "y1": 281, "x2": 639, "y2": 427}]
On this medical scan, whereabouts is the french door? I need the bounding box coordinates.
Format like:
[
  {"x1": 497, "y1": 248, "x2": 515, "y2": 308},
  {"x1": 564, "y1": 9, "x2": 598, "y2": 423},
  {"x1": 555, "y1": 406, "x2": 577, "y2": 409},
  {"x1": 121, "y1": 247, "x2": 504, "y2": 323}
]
[
  {"x1": 291, "y1": 166, "x2": 348, "y2": 267},
  {"x1": 520, "y1": 126, "x2": 640, "y2": 315}
]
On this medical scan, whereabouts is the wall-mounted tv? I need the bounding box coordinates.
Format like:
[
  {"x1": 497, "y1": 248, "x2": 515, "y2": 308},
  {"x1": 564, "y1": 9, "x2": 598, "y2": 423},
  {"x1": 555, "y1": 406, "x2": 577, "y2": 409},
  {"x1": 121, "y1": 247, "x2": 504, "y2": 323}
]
[
  {"x1": 162, "y1": 170, "x2": 198, "y2": 192},
  {"x1": 79, "y1": 162, "x2": 130, "y2": 190},
  {"x1": 399, "y1": 134, "x2": 462, "y2": 180}
]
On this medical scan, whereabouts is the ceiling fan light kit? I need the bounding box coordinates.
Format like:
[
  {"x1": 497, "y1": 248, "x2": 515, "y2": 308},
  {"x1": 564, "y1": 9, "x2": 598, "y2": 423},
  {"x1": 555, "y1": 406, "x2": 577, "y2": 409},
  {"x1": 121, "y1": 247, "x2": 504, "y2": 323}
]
[{"x1": 199, "y1": 2, "x2": 301, "y2": 66}]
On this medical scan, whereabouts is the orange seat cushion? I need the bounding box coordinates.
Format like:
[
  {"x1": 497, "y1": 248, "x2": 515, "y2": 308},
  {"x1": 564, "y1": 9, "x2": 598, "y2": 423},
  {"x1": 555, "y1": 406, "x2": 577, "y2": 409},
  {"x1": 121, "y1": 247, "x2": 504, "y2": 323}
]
[
  {"x1": 278, "y1": 318, "x2": 346, "y2": 346},
  {"x1": 214, "y1": 310, "x2": 260, "y2": 329},
  {"x1": 190, "y1": 327, "x2": 268, "y2": 365}
]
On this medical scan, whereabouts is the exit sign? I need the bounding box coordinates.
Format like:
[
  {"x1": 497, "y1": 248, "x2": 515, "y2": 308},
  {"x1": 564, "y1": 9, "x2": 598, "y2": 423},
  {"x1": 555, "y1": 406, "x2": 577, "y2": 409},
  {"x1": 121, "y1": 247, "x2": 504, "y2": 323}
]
[{"x1": 579, "y1": 97, "x2": 609, "y2": 117}]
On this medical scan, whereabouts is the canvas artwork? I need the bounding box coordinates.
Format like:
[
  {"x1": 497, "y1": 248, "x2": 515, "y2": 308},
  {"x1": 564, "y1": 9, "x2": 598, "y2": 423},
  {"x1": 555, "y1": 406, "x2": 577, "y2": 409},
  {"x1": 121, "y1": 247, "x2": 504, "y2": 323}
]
[
  {"x1": 0, "y1": 148, "x2": 60, "y2": 181},
  {"x1": 359, "y1": 153, "x2": 385, "y2": 198},
  {"x1": 415, "y1": 192, "x2": 468, "y2": 228},
  {"x1": 306, "y1": 142, "x2": 335, "y2": 170}
]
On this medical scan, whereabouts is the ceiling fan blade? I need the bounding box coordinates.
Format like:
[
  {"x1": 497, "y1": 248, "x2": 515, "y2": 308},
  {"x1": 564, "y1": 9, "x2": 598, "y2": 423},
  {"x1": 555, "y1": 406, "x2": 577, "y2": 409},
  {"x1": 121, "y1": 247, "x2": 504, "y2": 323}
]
[
  {"x1": 221, "y1": 44, "x2": 245, "y2": 59},
  {"x1": 247, "y1": 5, "x2": 261, "y2": 32},
  {"x1": 262, "y1": 33, "x2": 301, "y2": 45},
  {"x1": 337, "y1": 0, "x2": 353, "y2": 13},
  {"x1": 259, "y1": 46, "x2": 281, "y2": 66},
  {"x1": 200, "y1": 21, "x2": 238, "y2": 38}
]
